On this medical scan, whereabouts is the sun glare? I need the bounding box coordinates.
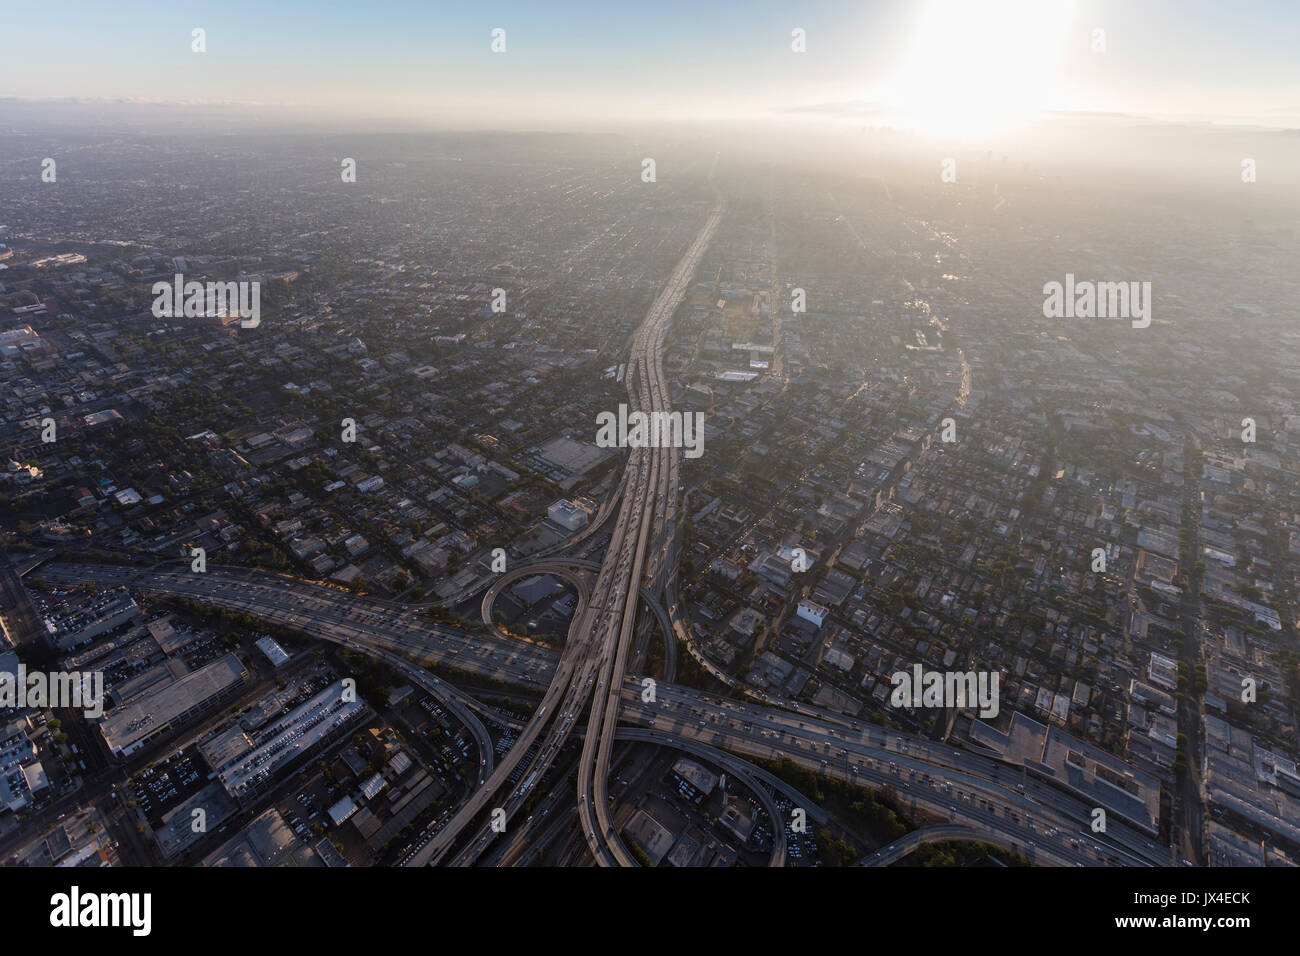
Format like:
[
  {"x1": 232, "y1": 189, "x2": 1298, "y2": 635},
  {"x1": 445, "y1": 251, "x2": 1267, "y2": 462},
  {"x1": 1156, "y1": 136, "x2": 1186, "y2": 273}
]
[{"x1": 884, "y1": 0, "x2": 1074, "y2": 138}]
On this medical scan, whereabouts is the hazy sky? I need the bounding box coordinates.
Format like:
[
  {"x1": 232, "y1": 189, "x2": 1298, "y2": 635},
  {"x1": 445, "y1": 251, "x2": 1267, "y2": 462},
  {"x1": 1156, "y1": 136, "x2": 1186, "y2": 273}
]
[{"x1": 3, "y1": 0, "x2": 1299, "y2": 132}]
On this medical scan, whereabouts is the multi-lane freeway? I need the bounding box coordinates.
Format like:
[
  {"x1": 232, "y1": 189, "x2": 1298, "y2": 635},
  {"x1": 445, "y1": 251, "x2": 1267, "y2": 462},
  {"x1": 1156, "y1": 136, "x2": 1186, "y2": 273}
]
[
  {"x1": 575, "y1": 185, "x2": 724, "y2": 867},
  {"x1": 40, "y1": 558, "x2": 1165, "y2": 866},
  {"x1": 42, "y1": 560, "x2": 1163, "y2": 865},
  {"x1": 34, "y1": 164, "x2": 1169, "y2": 867}
]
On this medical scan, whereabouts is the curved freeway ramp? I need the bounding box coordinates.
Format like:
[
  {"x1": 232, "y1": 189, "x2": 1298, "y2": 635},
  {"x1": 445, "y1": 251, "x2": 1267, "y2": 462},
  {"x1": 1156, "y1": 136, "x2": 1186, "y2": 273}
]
[
  {"x1": 479, "y1": 561, "x2": 595, "y2": 636},
  {"x1": 857, "y1": 825, "x2": 1023, "y2": 867},
  {"x1": 617, "y1": 728, "x2": 788, "y2": 866},
  {"x1": 483, "y1": 558, "x2": 676, "y2": 682},
  {"x1": 368, "y1": 647, "x2": 496, "y2": 790}
]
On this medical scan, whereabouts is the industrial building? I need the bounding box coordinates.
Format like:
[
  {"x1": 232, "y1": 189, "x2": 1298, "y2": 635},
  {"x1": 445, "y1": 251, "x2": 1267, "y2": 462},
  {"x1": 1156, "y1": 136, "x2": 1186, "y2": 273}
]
[
  {"x1": 100, "y1": 653, "x2": 248, "y2": 758},
  {"x1": 216, "y1": 680, "x2": 367, "y2": 802}
]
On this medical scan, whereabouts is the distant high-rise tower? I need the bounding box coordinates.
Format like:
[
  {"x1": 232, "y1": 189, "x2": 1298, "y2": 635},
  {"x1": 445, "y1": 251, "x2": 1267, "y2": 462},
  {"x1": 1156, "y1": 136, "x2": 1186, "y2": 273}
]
[{"x1": 0, "y1": 549, "x2": 46, "y2": 648}]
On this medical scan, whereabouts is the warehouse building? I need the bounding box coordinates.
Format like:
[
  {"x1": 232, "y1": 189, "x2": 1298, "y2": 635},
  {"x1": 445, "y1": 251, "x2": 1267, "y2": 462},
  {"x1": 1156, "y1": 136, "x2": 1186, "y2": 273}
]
[{"x1": 100, "y1": 653, "x2": 248, "y2": 759}]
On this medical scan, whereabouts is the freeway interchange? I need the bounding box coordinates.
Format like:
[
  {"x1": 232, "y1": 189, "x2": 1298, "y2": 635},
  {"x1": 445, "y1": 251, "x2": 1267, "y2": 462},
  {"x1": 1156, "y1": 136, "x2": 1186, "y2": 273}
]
[
  {"x1": 408, "y1": 184, "x2": 723, "y2": 866},
  {"x1": 42, "y1": 548, "x2": 1163, "y2": 865},
  {"x1": 35, "y1": 183, "x2": 1164, "y2": 868}
]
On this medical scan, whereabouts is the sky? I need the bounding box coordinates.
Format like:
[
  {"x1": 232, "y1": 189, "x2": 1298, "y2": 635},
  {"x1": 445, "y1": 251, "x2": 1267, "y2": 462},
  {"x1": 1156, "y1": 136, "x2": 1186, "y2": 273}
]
[{"x1": 2, "y1": 0, "x2": 1299, "y2": 132}]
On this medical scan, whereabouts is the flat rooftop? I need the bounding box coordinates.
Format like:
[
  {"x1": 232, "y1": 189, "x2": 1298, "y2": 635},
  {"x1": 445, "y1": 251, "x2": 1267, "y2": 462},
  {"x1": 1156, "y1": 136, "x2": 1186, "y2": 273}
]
[
  {"x1": 218, "y1": 681, "x2": 366, "y2": 799},
  {"x1": 972, "y1": 711, "x2": 1161, "y2": 833},
  {"x1": 101, "y1": 653, "x2": 247, "y2": 755}
]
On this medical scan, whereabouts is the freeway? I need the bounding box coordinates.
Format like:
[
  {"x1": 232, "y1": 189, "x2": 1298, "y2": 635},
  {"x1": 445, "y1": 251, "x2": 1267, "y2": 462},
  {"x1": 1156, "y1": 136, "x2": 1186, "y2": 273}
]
[
  {"x1": 618, "y1": 728, "x2": 788, "y2": 866},
  {"x1": 418, "y1": 419, "x2": 672, "y2": 865},
  {"x1": 478, "y1": 561, "x2": 595, "y2": 636},
  {"x1": 407, "y1": 594, "x2": 609, "y2": 865},
  {"x1": 858, "y1": 825, "x2": 999, "y2": 867},
  {"x1": 39, "y1": 561, "x2": 557, "y2": 688},
  {"x1": 617, "y1": 682, "x2": 1161, "y2": 867},
  {"x1": 484, "y1": 728, "x2": 797, "y2": 867},
  {"x1": 39, "y1": 563, "x2": 503, "y2": 789},
  {"x1": 576, "y1": 183, "x2": 725, "y2": 866},
  {"x1": 40, "y1": 558, "x2": 1162, "y2": 867},
  {"x1": 366, "y1": 644, "x2": 495, "y2": 790},
  {"x1": 481, "y1": 557, "x2": 676, "y2": 682},
  {"x1": 419, "y1": 181, "x2": 726, "y2": 867}
]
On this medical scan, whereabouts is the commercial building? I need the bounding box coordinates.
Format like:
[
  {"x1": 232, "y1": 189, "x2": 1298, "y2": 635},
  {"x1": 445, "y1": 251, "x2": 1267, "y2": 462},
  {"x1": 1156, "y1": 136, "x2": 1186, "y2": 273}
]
[
  {"x1": 255, "y1": 635, "x2": 291, "y2": 669},
  {"x1": 100, "y1": 653, "x2": 248, "y2": 758},
  {"x1": 203, "y1": 808, "x2": 315, "y2": 867},
  {"x1": 623, "y1": 809, "x2": 674, "y2": 866},
  {"x1": 1147, "y1": 652, "x2": 1178, "y2": 692},
  {"x1": 216, "y1": 680, "x2": 366, "y2": 802},
  {"x1": 328, "y1": 795, "x2": 359, "y2": 826},
  {"x1": 547, "y1": 499, "x2": 589, "y2": 532},
  {"x1": 795, "y1": 600, "x2": 828, "y2": 628},
  {"x1": 47, "y1": 589, "x2": 140, "y2": 651},
  {"x1": 671, "y1": 757, "x2": 718, "y2": 803}
]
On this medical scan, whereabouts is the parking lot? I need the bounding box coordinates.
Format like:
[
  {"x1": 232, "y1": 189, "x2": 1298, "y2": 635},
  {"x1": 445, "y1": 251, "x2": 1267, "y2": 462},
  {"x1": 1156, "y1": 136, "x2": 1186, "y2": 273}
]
[{"x1": 131, "y1": 747, "x2": 208, "y2": 826}]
